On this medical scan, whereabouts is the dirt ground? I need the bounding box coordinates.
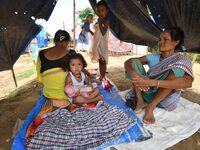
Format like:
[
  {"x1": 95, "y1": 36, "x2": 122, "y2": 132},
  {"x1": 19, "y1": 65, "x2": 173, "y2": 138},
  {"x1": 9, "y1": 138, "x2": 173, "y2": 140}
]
[{"x1": 0, "y1": 52, "x2": 200, "y2": 150}]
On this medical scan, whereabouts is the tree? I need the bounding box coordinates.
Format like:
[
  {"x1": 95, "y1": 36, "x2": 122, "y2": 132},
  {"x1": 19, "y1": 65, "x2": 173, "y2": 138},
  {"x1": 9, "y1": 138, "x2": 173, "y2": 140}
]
[{"x1": 76, "y1": 7, "x2": 95, "y2": 23}]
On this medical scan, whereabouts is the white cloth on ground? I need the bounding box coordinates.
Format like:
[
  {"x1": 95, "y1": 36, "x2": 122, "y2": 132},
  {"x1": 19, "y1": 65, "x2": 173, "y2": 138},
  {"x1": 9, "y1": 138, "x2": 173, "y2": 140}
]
[{"x1": 115, "y1": 90, "x2": 200, "y2": 150}]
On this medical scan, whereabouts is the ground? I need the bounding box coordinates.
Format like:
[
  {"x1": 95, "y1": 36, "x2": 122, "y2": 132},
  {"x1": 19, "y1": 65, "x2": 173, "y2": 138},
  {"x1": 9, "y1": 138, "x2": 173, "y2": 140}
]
[{"x1": 0, "y1": 52, "x2": 200, "y2": 150}]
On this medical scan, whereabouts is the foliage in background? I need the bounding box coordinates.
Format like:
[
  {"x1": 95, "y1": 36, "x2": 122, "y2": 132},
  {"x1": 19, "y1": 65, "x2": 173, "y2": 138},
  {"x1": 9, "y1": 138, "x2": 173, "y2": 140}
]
[
  {"x1": 196, "y1": 55, "x2": 200, "y2": 63},
  {"x1": 148, "y1": 46, "x2": 200, "y2": 64},
  {"x1": 185, "y1": 53, "x2": 200, "y2": 63},
  {"x1": 76, "y1": 7, "x2": 96, "y2": 23},
  {"x1": 148, "y1": 45, "x2": 158, "y2": 53}
]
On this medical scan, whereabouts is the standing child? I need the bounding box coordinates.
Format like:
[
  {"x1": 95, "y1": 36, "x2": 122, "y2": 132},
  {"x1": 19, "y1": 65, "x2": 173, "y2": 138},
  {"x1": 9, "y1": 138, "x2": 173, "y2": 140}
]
[
  {"x1": 77, "y1": 14, "x2": 94, "y2": 52},
  {"x1": 29, "y1": 38, "x2": 38, "y2": 64},
  {"x1": 90, "y1": 0, "x2": 109, "y2": 81},
  {"x1": 65, "y1": 52, "x2": 103, "y2": 106}
]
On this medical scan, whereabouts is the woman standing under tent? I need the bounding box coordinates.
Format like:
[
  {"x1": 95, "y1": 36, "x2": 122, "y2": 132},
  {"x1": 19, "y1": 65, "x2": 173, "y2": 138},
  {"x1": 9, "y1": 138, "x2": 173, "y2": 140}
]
[
  {"x1": 76, "y1": 14, "x2": 94, "y2": 52},
  {"x1": 29, "y1": 38, "x2": 38, "y2": 64},
  {"x1": 125, "y1": 27, "x2": 193, "y2": 124}
]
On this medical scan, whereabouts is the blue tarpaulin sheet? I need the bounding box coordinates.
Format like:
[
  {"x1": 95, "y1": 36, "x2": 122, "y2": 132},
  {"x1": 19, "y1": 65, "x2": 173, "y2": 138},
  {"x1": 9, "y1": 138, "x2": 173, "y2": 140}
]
[{"x1": 12, "y1": 86, "x2": 151, "y2": 150}]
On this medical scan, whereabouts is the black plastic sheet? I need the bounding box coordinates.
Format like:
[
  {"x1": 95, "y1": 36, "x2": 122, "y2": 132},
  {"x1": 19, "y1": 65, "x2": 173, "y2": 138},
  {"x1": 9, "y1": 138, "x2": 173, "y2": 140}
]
[
  {"x1": 89, "y1": 0, "x2": 200, "y2": 53},
  {"x1": 89, "y1": 0, "x2": 161, "y2": 47},
  {"x1": 145, "y1": 0, "x2": 200, "y2": 53},
  {"x1": 0, "y1": 0, "x2": 57, "y2": 71},
  {"x1": 1, "y1": 0, "x2": 200, "y2": 71}
]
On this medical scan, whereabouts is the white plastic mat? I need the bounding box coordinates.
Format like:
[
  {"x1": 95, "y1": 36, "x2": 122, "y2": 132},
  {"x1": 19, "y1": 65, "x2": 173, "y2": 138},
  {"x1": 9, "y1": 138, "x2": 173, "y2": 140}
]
[{"x1": 115, "y1": 90, "x2": 200, "y2": 150}]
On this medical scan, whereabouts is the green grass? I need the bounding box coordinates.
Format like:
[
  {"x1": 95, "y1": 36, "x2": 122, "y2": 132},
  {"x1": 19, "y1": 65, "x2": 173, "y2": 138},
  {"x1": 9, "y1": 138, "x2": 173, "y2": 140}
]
[{"x1": 16, "y1": 69, "x2": 36, "y2": 81}]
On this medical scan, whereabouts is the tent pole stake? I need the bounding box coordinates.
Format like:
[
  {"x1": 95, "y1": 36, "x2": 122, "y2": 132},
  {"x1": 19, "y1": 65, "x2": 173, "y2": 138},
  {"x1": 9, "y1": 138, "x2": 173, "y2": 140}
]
[{"x1": 11, "y1": 67, "x2": 18, "y2": 87}]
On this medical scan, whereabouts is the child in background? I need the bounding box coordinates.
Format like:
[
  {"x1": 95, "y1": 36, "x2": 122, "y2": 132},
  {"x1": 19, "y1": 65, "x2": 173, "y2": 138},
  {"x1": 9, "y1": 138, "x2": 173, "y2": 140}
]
[
  {"x1": 65, "y1": 52, "x2": 103, "y2": 106},
  {"x1": 29, "y1": 38, "x2": 38, "y2": 64},
  {"x1": 77, "y1": 14, "x2": 94, "y2": 52},
  {"x1": 90, "y1": 0, "x2": 109, "y2": 81}
]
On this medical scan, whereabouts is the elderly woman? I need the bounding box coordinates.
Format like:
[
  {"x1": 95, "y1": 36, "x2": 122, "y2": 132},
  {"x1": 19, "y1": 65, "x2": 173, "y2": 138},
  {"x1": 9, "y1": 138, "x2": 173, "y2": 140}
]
[{"x1": 124, "y1": 27, "x2": 193, "y2": 124}]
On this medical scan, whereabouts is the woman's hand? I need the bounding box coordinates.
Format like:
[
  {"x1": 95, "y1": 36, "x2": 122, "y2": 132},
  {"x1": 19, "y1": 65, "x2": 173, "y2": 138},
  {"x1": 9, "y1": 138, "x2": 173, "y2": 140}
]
[{"x1": 132, "y1": 76, "x2": 152, "y2": 91}]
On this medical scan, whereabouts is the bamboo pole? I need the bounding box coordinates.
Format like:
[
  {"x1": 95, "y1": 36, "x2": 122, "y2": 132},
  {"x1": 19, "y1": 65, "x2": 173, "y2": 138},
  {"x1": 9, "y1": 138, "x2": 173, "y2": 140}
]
[
  {"x1": 63, "y1": 21, "x2": 65, "y2": 30},
  {"x1": 11, "y1": 67, "x2": 18, "y2": 87},
  {"x1": 73, "y1": 0, "x2": 76, "y2": 49}
]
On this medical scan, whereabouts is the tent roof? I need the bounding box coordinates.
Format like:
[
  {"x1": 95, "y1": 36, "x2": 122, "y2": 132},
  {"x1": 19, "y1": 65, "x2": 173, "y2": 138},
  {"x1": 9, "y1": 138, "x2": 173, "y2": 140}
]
[
  {"x1": 0, "y1": 0, "x2": 57, "y2": 71},
  {"x1": 1, "y1": 0, "x2": 200, "y2": 71},
  {"x1": 90, "y1": 0, "x2": 200, "y2": 52}
]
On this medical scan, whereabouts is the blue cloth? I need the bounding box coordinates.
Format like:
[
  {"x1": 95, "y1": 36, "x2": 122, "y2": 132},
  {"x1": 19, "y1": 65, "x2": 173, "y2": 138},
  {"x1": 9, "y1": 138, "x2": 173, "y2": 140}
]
[
  {"x1": 29, "y1": 44, "x2": 38, "y2": 61},
  {"x1": 145, "y1": 54, "x2": 185, "y2": 77},
  {"x1": 11, "y1": 94, "x2": 46, "y2": 150},
  {"x1": 145, "y1": 53, "x2": 160, "y2": 68},
  {"x1": 96, "y1": 86, "x2": 150, "y2": 150},
  {"x1": 12, "y1": 86, "x2": 150, "y2": 150},
  {"x1": 82, "y1": 22, "x2": 90, "y2": 32},
  {"x1": 78, "y1": 22, "x2": 90, "y2": 45}
]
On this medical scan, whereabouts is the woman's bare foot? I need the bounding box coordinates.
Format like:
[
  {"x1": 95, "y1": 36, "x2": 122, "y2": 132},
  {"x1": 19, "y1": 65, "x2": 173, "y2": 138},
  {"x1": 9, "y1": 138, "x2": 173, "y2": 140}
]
[
  {"x1": 134, "y1": 101, "x2": 147, "y2": 114},
  {"x1": 143, "y1": 105, "x2": 155, "y2": 124}
]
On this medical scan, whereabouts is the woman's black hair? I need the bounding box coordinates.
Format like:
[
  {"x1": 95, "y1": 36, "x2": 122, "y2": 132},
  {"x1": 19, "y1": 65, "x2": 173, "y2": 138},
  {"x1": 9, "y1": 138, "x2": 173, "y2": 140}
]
[
  {"x1": 87, "y1": 14, "x2": 93, "y2": 18},
  {"x1": 54, "y1": 30, "x2": 70, "y2": 43},
  {"x1": 164, "y1": 27, "x2": 185, "y2": 51},
  {"x1": 97, "y1": 0, "x2": 108, "y2": 9},
  {"x1": 66, "y1": 51, "x2": 87, "y2": 71}
]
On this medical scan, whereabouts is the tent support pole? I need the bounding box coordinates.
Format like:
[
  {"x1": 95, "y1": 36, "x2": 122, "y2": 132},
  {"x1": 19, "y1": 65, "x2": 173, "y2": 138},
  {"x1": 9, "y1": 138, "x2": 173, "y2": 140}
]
[
  {"x1": 73, "y1": 0, "x2": 76, "y2": 49},
  {"x1": 11, "y1": 67, "x2": 18, "y2": 87},
  {"x1": 63, "y1": 21, "x2": 65, "y2": 30}
]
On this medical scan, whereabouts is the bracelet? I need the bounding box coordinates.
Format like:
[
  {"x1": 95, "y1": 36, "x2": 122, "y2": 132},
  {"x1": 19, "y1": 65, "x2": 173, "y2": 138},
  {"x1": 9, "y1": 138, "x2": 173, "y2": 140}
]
[{"x1": 156, "y1": 80, "x2": 160, "y2": 89}]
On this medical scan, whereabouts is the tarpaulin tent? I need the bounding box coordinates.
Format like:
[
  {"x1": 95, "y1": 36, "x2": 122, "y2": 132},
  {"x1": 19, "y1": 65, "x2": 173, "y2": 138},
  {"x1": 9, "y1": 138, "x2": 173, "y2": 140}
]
[
  {"x1": 89, "y1": 0, "x2": 200, "y2": 52},
  {"x1": 0, "y1": 0, "x2": 199, "y2": 149},
  {"x1": 1, "y1": 0, "x2": 200, "y2": 71},
  {"x1": 0, "y1": 0, "x2": 57, "y2": 71},
  {"x1": 144, "y1": 0, "x2": 200, "y2": 53},
  {"x1": 89, "y1": 0, "x2": 161, "y2": 46}
]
